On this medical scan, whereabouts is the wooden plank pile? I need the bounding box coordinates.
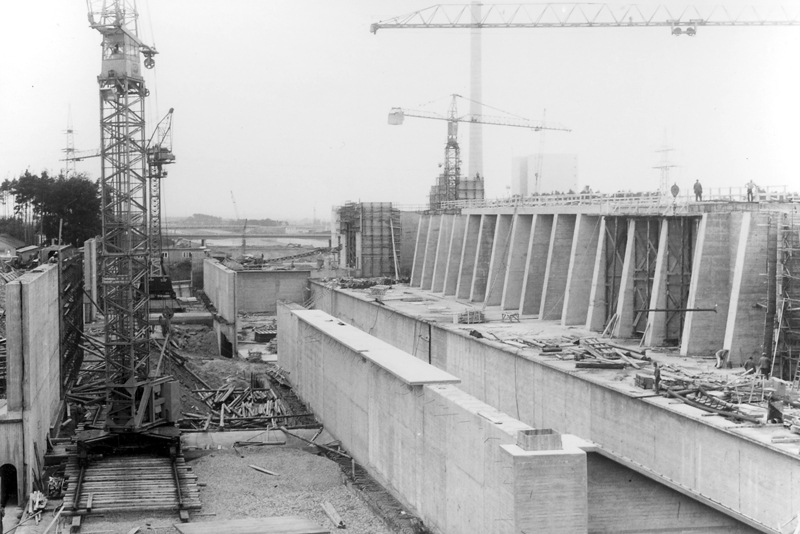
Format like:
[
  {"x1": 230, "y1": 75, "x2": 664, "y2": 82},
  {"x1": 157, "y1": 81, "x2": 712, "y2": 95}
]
[
  {"x1": 0, "y1": 338, "x2": 6, "y2": 397},
  {"x1": 62, "y1": 454, "x2": 202, "y2": 514},
  {"x1": 182, "y1": 385, "x2": 311, "y2": 431}
]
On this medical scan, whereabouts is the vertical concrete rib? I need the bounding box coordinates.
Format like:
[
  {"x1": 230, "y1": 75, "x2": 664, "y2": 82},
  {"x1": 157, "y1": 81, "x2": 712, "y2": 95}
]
[
  {"x1": 644, "y1": 219, "x2": 669, "y2": 346},
  {"x1": 502, "y1": 214, "x2": 533, "y2": 310},
  {"x1": 431, "y1": 214, "x2": 452, "y2": 293},
  {"x1": 420, "y1": 215, "x2": 442, "y2": 290},
  {"x1": 562, "y1": 215, "x2": 601, "y2": 326},
  {"x1": 485, "y1": 214, "x2": 514, "y2": 306},
  {"x1": 723, "y1": 213, "x2": 752, "y2": 357},
  {"x1": 585, "y1": 217, "x2": 607, "y2": 331},
  {"x1": 456, "y1": 214, "x2": 482, "y2": 299},
  {"x1": 410, "y1": 215, "x2": 429, "y2": 287},
  {"x1": 470, "y1": 214, "x2": 497, "y2": 302},
  {"x1": 681, "y1": 213, "x2": 732, "y2": 356},
  {"x1": 443, "y1": 215, "x2": 467, "y2": 296},
  {"x1": 612, "y1": 219, "x2": 637, "y2": 338},
  {"x1": 540, "y1": 214, "x2": 576, "y2": 320},
  {"x1": 520, "y1": 214, "x2": 553, "y2": 315}
]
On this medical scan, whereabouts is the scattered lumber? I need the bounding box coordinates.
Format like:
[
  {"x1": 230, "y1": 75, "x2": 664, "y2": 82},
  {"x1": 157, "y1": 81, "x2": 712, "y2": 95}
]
[
  {"x1": 575, "y1": 362, "x2": 625, "y2": 370},
  {"x1": 249, "y1": 465, "x2": 278, "y2": 476},
  {"x1": 321, "y1": 501, "x2": 345, "y2": 529}
]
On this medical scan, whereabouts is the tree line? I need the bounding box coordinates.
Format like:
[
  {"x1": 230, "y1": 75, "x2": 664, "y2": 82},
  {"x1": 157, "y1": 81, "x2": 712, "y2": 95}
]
[{"x1": 0, "y1": 171, "x2": 101, "y2": 247}]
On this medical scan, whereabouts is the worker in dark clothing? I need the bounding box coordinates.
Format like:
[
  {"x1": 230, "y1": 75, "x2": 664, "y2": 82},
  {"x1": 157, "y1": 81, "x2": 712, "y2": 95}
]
[
  {"x1": 653, "y1": 362, "x2": 662, "y2": 394},
  {"x1": 693, "y1": 180, "x2": 703, "y2": 202},
  {"x1": 743, "y1": 356, "x2": 756, "y2": 374},
  {"x1": 758, "y1": 353, "x2": 771, "y2": 378},
  {"x1": 746, "y1": 180, "x2": 756, "y2": 202},
  {"x1": 159, "y1": 308, "x2": 174, "y2": 337}
]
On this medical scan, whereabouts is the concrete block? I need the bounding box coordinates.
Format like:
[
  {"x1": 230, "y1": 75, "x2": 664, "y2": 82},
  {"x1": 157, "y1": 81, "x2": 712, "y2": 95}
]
[
  {"x1": 517, "y1": 428, "x2": 562, "y2": 451},
  {"x1": 612, "y1": 219, "x2": 636, "y2": 338},
  {"x1": 644, "y1": 220, "x2": 670, "y2": 346}
]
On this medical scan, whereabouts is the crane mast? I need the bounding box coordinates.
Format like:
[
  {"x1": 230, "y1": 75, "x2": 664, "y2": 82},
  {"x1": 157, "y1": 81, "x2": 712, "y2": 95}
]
[
  {"x1": 148, "y1": 108, "x2": 177, "y2": 299},
  {"x1": 87, "y1": 0, "x2": 178, "y2": 440},
  {"x1": 389, "y1": 94, "x2": 569, "y2": 209}
]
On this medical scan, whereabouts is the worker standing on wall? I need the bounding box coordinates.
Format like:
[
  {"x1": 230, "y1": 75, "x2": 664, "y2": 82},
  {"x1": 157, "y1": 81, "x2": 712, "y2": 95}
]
[
  {"x1": 694, "y1": 180, "x2": 703, "y2": 202},
  {"x1": 758, "y1": 353, "x2": 771, "y2": 378},
  {"x1": 746, "y1": 180, "x2": 757, "y2": 202}
]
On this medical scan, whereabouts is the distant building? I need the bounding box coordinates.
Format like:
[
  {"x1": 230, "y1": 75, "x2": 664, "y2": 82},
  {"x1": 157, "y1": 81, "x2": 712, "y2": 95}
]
[
  {"x1": 511, "y1": 154, "x2": 579, "y2": 196},
  {"x1": 0, "y1": 234, "x2": 27, "y2": 257}
]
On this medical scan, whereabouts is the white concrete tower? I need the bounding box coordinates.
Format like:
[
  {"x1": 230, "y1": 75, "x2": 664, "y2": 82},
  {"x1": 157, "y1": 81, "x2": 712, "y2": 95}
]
[{"x1": 468, "y1": 1, "x2": 483, "y2": 182}]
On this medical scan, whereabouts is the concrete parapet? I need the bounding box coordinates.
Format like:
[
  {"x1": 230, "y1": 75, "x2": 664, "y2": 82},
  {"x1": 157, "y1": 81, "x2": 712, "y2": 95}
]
[
  {"x1": 443, "y1": 215, "x2": 466, "y2": 296},
  {"x1": 278, "y1": 303, "x2": 590, "y2": 534}
]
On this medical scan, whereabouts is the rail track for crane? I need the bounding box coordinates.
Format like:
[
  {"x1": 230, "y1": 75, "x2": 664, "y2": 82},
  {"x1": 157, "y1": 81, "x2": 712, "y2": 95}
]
[{"x1": 62, "y1": 452, "x2": 201, "y2": 518}]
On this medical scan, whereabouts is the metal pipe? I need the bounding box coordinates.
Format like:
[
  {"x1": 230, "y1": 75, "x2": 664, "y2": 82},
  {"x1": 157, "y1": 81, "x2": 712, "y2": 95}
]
[{"x1": 634, "y1": 307, "x2": 717, "y2": 313}]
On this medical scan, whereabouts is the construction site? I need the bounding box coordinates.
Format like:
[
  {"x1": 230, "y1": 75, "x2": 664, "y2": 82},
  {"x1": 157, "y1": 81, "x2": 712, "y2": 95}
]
[{"x1": 1, "y1": 1, "x2": 800, "y2": 534}]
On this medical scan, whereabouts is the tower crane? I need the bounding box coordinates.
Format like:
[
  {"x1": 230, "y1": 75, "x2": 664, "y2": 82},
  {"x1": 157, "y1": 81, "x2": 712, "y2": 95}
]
[
  {"x1": 80, "y1": 0, "x2": 180, "y2": 454},
  {"x1": 373, "y1": 2, "x2": 800, "y2": 192},
  {"x1": 388, "y1": 94, "x2": 569, "y2": 208},
  {"x1": 230, "y1": 191, "x2": 247, "y2": 258},
  {"x1": 148, "y1": 108, "x2": 177, "y2": 299}
]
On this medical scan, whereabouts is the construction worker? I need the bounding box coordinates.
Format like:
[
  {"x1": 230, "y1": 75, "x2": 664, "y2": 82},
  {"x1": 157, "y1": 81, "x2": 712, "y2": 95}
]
[
  {"x1": 715, "y1": 348, "x2": 730, "y2": 369},
  {"x1": 159, "y1": 308, "x2": 174, "y2": 337},
  {"x1": 746, "y1": 180, "x2": 757, "y2": 202},
  {"x1": 693, "y1": 179, "x2": 703, "y2": 202},
  {"x1": 743, "y1": 356, "x2": 756, "y2": 374},
  {"x1": 653, "y1": 362, "x2": 662, "y2": 394},
  {"x1": 758, "y1": 353, "x2": 771, "y2": 378}
]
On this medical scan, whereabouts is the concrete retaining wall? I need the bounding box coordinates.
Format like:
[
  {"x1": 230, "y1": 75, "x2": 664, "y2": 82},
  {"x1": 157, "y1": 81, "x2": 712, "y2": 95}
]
[
  {"x1": 236, "y1": 270, "x2": 309, "y2": 313},
  {"x1": 278, "y1": 303, "x2": 590, "y2": 534},
  {"x1": 308, "y1": 283, "x2": 782, "y2": 533},
  {"x1": 1, "y1": 265, "x2": 61, "y2": 500}
]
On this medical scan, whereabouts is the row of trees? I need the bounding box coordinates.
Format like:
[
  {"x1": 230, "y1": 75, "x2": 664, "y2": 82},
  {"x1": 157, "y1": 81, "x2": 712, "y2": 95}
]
[{"x1": 0, "y1": 171, "x2": 101, "y2": 247}]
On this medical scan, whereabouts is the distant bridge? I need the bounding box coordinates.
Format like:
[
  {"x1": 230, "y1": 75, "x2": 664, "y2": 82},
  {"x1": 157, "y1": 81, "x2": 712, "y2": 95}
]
[{"x1": 165, "y1": 231, "x2": 331, "y2": 241}]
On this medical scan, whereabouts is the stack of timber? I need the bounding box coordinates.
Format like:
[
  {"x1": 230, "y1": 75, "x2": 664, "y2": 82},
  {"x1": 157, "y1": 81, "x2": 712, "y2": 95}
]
[
  {"x1": 62, "y1": 454, "x2": 201, "y2": 513},
  {"x1": 0, "y1": 338, "x2": 6, "y2": 397},
  {"x1": 182, "y1": 384, "x2": 313, "y2": 431}
]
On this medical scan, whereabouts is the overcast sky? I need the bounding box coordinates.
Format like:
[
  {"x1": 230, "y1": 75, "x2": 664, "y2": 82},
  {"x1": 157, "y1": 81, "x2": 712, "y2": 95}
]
[{"x1": 1, "y1": 1, "x2": 799, "y2": 221}]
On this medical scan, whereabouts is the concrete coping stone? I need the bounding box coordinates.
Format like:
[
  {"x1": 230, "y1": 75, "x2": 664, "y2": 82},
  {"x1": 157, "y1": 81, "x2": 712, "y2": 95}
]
[{"x1": 292, "y1": 309, "x2": 461, "y2": 387}]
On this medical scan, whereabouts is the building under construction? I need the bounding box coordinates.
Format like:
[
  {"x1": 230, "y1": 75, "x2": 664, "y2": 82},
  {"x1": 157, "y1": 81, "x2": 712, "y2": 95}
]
[{"x1": 334, "y1": 202, "x2": 403, "y2": 278}]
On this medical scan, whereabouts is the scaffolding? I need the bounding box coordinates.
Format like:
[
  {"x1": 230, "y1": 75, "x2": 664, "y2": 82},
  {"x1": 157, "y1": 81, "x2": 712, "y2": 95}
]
[
  {"x1": 774, "y1": 212, "x2": 800, "y2": 384},
  {"x1": 337, "y1": 202, "x2": 401, "y2": 278}
]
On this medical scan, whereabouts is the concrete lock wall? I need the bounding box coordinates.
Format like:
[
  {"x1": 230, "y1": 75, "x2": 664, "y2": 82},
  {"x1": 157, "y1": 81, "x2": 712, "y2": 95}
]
[
  {"x1": 2, "y1": 265, "x2": 62, "y2": 500},
  {"x1": 203, "y1": 259, "x2": 237, "y2": 356},
  {"x1": 236, "y1": 270, "x2": 310, "y2": 313},
  {"x1": 307, "y1": 283, "x2": 783, "y2": 533},
  {"x1": 277, "y1": 303, "x2": 590, "y2": 534},
  {"x1": 410, "y1": 207, "x2": 774, "y2": 357}
]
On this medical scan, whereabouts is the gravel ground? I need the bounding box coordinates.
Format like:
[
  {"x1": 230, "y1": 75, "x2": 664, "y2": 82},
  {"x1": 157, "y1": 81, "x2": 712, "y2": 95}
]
[{"x1": 29, "y1": 447, "x2": 393, "y2": 534}]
